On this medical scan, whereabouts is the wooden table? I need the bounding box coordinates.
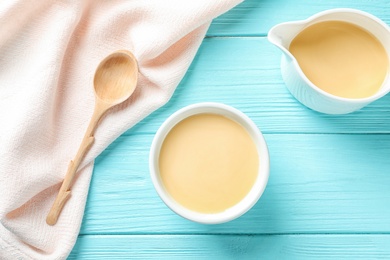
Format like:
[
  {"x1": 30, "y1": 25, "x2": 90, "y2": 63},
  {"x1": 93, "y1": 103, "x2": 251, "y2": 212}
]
[{"x1": 69, "y1": 1, "x2": 390, "y2": 258}]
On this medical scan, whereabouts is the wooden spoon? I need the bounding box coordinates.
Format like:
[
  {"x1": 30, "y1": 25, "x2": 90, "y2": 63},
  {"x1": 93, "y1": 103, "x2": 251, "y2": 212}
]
[{"x1": 46, "y1": 50, "x2": 138, "y2": 225}]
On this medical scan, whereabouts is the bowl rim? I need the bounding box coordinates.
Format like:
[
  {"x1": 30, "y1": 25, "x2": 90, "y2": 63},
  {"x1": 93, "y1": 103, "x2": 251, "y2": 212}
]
[{"x1": 149, "y1": 102, "x2": 270, "y2": 224}]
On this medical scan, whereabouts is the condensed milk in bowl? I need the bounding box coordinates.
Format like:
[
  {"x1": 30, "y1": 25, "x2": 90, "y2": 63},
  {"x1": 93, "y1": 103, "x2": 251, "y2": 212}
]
[
  {"x1": 268, "y1": 8, "x2": 390, "y2": 114},
  {"x1": 149, "y1": 102, "x2": 269, "y2": 224}
]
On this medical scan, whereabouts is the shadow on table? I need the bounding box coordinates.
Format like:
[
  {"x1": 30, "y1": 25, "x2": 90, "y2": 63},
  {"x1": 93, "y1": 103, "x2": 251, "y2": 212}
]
[
  {"x1": 299, "y1": 93, "x2": 390, "y2": 134},
  {"x1": 207, "y1": 0, "x2": 264, "y2": 36}
]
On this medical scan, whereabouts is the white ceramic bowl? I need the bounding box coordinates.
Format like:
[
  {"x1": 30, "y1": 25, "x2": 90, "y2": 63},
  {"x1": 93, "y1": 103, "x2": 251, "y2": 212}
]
[
  {"x1": 268, "y1": 8, "x2": 390, "y2": 114},
  {"x1": 149, "y1": 102, "x2": 270, "y2": 224}
]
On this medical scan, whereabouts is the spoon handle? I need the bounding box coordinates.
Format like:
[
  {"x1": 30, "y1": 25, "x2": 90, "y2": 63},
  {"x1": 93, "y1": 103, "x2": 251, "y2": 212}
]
[{"x1": 46, "y1": 103, "x2": 108, "y2": 225}]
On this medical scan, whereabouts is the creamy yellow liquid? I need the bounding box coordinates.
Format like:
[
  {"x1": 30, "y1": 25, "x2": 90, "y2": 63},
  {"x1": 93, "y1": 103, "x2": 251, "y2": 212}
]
[
  {"x1": 159, "y1": 113, "x2": 259, "y2": 213},
  {"x1": 289, "y1": 21, "x2": 388, "y2": 98}
]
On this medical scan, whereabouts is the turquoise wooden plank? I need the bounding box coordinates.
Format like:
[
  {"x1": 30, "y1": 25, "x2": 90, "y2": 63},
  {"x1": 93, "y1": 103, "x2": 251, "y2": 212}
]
[
  {"x1": 208, "y1": 0, "x2": 390, "y2": 36},
  {"x1": 69, "y1": 234, "x2": 390, "y2": 259},
  {"x1": 131, "y1": 37, "x2": 390, "y2": 134},
  {"x1": 79, "y1": 134, "x2": 390, "y2": 235},
  {"x1": 71, "y1": 0, "x2": 390, "y2": 258}
]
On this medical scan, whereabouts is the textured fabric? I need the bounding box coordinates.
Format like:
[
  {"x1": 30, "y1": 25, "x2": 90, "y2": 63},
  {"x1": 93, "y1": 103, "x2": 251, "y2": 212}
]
[{"x1": 0, "y1": 0, "x2": 241, "y2": 259}]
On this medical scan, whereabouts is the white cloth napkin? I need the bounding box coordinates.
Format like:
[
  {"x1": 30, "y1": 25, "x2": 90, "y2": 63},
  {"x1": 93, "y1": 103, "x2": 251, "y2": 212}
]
[{"x1": 0, "y1": 0, "x2": 241, "y2": 259}]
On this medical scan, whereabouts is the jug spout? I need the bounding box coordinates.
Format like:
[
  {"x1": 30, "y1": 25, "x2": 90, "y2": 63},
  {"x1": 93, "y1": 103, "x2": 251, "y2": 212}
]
[{"x1": 268, "y1": 22, "x2": 306, "y2": 57}]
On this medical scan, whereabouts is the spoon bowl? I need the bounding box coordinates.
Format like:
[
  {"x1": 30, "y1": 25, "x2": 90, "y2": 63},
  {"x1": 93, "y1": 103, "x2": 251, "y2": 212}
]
[
  {"x1": 46, "y1": 50, "x2": 138, "y2": 225},
  {"x1": 94, "y1": 50, "x2": 138, "y2": 105}
]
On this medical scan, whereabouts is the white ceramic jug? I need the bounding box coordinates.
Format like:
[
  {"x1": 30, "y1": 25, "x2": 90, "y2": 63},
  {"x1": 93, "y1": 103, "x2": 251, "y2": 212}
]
[{"x1": 268, "y1": 9, "x2": 390, "y2": 114}]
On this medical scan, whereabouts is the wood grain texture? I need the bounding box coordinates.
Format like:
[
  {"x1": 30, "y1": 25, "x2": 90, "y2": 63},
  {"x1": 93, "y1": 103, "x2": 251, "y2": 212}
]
[
  {"x1": 78, "y1": 134, "x2": 390, "y2": 235},
  {"x1": 70, "y1": 235, "x2": 390, "y2": 259},
  {"x1": 73, "y1": 1, "x2": 390, "y2": 258},
  {"x1": 208, "y1": 0, "x2": 390, "y2": 36}
]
